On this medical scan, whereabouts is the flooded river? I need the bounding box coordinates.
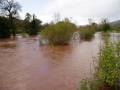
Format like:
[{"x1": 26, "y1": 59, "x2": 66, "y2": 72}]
[{"x1": 0, "y1": 33, "x2": 104, "y2": 90}]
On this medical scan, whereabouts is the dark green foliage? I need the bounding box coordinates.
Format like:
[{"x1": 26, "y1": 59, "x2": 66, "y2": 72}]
[
  {"x1": 41, "y1": 21, "x2": 76, "y2": 45},
  {"x1": 12, "y1": 18, "x2": 24, "y2": 34},
  {"x1": 24, "y1": 14, "x2": 42, "y2": 36},
  {"x1": 0, "y1": 17, "x2": 11, "y2": 38},
  {"x1": 29, "y1": 17, "x2": 42, "y2": 35},
  {"x1": 99, "y1": 19, "x2": 111, "y2": 32},
  {"x1": 0, "y1": 0, "x2": 21, "y2": 37}
]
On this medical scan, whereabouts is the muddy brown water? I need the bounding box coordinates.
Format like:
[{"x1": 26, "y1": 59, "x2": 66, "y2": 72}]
[{"x1": 0, "y1": 33, "x2": 103, "y2": 90}]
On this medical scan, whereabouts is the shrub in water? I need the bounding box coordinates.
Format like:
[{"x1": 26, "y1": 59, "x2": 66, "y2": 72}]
[
  {"x1": 79, "y1": 25, "x2": 96, "y2": 41},
  {"x1": 41, "y1": 21, "x2": 76, "y2": 45}
]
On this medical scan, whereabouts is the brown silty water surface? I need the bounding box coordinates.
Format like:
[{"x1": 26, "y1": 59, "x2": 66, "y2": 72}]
[{"x1": 0, "y1": 33, "x2": 102, "y2": 90}]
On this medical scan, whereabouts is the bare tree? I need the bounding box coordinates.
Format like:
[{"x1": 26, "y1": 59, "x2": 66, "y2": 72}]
[
  {"x1": 54, "y1": 12, "x2": 61, "y2": 23},
  {"x1": 0, "y1": 0, "x2": 21, "y2": 37},
  {"x1": 0, "y1": 0, "x2": 21, "y2": 17}
]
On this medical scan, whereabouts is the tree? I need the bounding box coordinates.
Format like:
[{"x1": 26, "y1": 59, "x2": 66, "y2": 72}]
[
  {"x1": 0, "y1": 0, "x2": 21, "y2": 37},
  {"x1": 24, "y1": 13, "x2": 31, "y2": 22},
  {"x1": 100, "y1": 19, "x2": 110, "y2": 32},
  {"x1": 0, "y1": 16, "x2": 11, "y2": 38},
  {"x1": 24, "y1": 13, "x2": 31, "y2": 33},
  {"x1": 24, "y1": 13, "x2": 42, "y2": 36},
  {"x1": 29, "y1": 14, "x2": 42, "y2": 35}
]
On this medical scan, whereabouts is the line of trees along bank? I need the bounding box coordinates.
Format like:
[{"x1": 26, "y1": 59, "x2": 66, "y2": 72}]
[
  {"x1": 0, "y1": 0, "x2": 112, "y2": 39},
  {"x1": 24, "y1": 13, "x2": 42, "y2": 36},
  {"x1": 0, "y1": 0, "x2": 21, "y2": 38},
  {"x1": 0, "y1": 0, "x2": 42, "y2": 38}
]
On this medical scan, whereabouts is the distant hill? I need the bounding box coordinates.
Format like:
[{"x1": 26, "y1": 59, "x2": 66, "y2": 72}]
[
  {"x1": 110, "y1": 20, "x2": 120, "y2": 27},
  {"x1": 109, "y1": 20, "x2": 120, "y2": 31}
]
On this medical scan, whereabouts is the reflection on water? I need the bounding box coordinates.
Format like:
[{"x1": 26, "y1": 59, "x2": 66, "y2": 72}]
[
  {"x1": 0, "y1": 33, "x2": 118, "y2": 90},
  {"x1": 0, "y1": 39, "x2": 16, "y2": 48},
  {"x1": 110, "y1": 33, "x2": 120, "y2": 43}
]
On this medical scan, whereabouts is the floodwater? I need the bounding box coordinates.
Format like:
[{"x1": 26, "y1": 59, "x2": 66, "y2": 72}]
[{"x1": 0, "y1": 33, "x2": 103, "y2": 90}]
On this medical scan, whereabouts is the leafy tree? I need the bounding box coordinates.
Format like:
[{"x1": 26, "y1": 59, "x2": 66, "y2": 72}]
[
  {"x1": 24, "y1": 13, "x2": 31, "y2": 22},
  {"x1": 100, "y1": 19, "x2": 111, "y2": 32},
  {"x1": 23, "y1": 13, "x2": 32, "y2": 33},
  {"x1": 24, "y1": 14, "x2": 42, "y2": 36},
  {"x1": 29, "y1": 14, "x2": 42, "y2": 35},
  {"x1": 0, "y1": 16, "x2": 11, "y2": 38},
  {"x1": 79, "y1": 22, "x2": 97, "y2": 41},
  {"x1": 0, "y1": 0, "x2": 21, "y2": 37},
  {"x1": 14, "y1": 18, "x2": 24, "y2": 33}
]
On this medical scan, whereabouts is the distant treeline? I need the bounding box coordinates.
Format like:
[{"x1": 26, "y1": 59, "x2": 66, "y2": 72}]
[
  {"x1": 0, "y1": 0, "x2": 113, "y2": 39},
  {"x1": 0, "y1": 0, "x2": 44, "y2": 38}
]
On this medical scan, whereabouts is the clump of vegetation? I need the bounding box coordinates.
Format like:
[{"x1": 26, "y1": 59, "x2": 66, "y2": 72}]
[
  {"x1": 97, "y1": 42, "x2": 120, "y2": 87},
  {"x1": 41, "y1": 20, "x2": 76, "y2": 45},
  {"x1": 79, "y1": 23, "x2": 97, "y2": 41},
  {"x1": 80, "y1": 34, "x2": 120, "y2": 90}
]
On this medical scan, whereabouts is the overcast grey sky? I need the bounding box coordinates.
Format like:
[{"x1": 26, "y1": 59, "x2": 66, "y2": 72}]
[{"x1": 17, "y1": 0, "x2": 120, "y2": 25}]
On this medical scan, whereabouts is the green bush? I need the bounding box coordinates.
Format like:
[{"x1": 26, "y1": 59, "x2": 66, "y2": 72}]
[
  {"x1": 97, "y1": 42, "x2": 120, "y2": 87},
  {"x1": 79, "y1": 26, "x2": 96, "y2": 41},
  {"x1": 24, "y1": 14, "x2": 42, "y2": 36},
  {"x1": 41, "y1": 21, "x2": 76, "y2": 45}
]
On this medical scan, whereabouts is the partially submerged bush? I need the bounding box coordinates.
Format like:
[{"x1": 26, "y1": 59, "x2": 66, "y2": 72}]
[
  {"x1": 41, "y1": 21, "x2": 76, "y2": 45},
  {"x1": 79, "y1": 25, "x2": 96, "y2": 41}
]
